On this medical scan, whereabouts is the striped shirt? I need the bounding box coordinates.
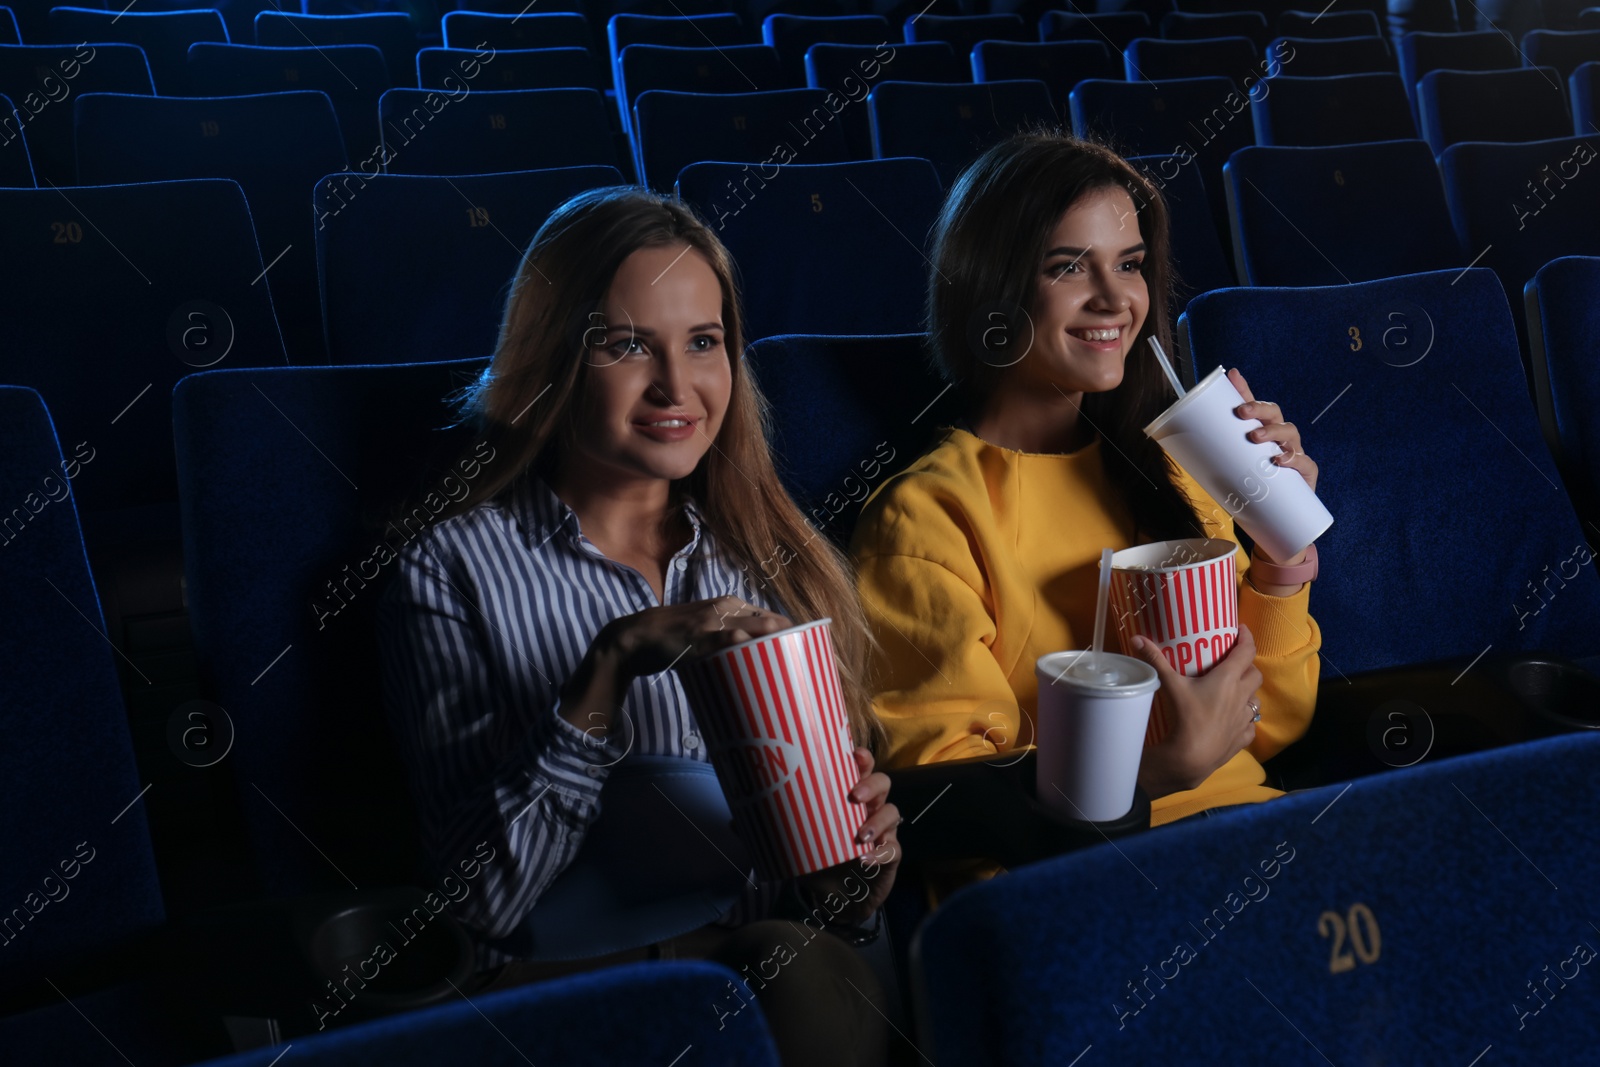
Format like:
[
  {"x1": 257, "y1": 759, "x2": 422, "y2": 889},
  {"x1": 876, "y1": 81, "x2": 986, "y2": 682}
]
[{"x1": 376, "y1": 472, "x2": 784, "y2": 955}]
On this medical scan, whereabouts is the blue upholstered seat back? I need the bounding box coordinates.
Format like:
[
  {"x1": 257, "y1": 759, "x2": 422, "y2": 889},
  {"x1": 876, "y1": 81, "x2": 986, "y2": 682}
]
[
  {"x1": 676, "y1": 157, "x2": 942, "y2": 340},
  {"x1": 1182, "y1": 268, "x2": 1600, "y2": 674},
  {"x1": 0, "y1": 387, "x2": 164, "y2": 993},
  {"x1": 194, "y1": 960, "x2": 780, "y2": 1065},
  {"x1": 174, "y1": 358, "x2": 487, "y2": 895},
  {"x1": 916, "y1": 730, "x2": 1600, "y2": 1064},
  {"x1": 315, "y1": 165, "x2": 623, "y2": 366}
]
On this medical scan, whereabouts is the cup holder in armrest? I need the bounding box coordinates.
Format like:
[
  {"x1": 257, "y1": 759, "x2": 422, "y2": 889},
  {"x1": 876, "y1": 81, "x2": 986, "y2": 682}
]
[
  {"x1": 1263, "y1": 651, "x2": 1599, "y2": 792},
  {"x1": 887, "y1": 749, "x2": 1150, "y2": 871},
  {"x1": 178, "y1": 885, "x2": 475, "y2": 1037}
]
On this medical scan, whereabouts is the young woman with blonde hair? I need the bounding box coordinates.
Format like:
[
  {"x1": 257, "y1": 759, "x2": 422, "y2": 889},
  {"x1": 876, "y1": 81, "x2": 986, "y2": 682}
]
[{"x1": 378, "y1": 186, "x2": 900, "y2": 1066}]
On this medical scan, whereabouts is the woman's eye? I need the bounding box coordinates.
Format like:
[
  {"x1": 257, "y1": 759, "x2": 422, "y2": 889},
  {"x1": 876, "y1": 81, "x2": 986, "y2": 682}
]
[
  {"x1": 690, "y1": 335, "x2": 722, "y2": 352},
  {"x1": 610, "y1": 337, "x2": 644, "y2": 356},
  {"x1": 1119, "y1": 259, "x2": 1146, "y2": 273},
  {"x1": 1047, "y1": 261, "x2": 1077, "y2": 277}
]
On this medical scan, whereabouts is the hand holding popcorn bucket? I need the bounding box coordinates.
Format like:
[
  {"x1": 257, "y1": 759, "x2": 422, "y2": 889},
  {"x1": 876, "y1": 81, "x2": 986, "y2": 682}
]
[
  {"x1": 677, "y1": 619, "x2": 874, "y2": 880},
  {"x1": 1108, "y1": 538, "x2": 1240, "y2": 744}
]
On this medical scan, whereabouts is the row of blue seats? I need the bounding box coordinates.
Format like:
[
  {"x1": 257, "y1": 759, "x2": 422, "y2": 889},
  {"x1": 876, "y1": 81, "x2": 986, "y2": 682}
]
[{"x1": 6, "y1": 263, "x2": 1600, "y2": 1062}]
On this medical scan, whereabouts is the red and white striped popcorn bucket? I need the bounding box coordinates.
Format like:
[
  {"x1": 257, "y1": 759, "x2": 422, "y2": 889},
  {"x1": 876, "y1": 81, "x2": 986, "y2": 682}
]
[
  {"x1": 677, "y1": 618, "x2": 872, "y2": 881},
  {"x1": 1107, "y1": 538, "x2": 1240, "y2": 746}
]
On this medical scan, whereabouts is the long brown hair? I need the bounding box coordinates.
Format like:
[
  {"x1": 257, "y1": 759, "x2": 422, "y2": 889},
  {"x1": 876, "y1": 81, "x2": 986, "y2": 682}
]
[
  {"x1": 927, "y1": 131, "x2": 1206, "y2": 544},
  {"x1": 443, "y1": 186, "x2": 885, "y2": 753}
]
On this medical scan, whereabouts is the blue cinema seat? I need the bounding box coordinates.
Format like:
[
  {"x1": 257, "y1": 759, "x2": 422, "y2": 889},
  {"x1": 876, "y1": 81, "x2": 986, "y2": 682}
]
[
  {"x1": 1251, "y1": 71, "x2": 1416, "y2": 145},
  {"x1": 0, "y1": 43, "x2": 151, "y2": 187},
  {"x1": 47, "y1": 6, "x2": 226, "y2": 93},
  {"x1": 616, "y1": 41, "x2": 786, "y2": 138},
  {"x1": 1123, "y1": 34, "x2": 1261, "y2": 83},
  {"x1": 915, "y1": 730, "x2": 1600, "y2": 1063},
  {"x1": 1224, "y1": 140, "x2": 1461, "y2": 286},
  {"x1": 1161, "y1": 10, "x2": 1270, "y2": 46},
  {"x1": 1277, "y1": 8, "x2": 1383, "y2": 37},
  {"x1": 192, "y1": 961, "x2": 779, "y2": 1066},
  {"x1": 0, "y1": 386, "x2": 224, "y2": 1066},
  {"x1": 971, "y1": 39, "x2": 1122, "y2": 103},
  {"x1": 416, "y1": 44, "x2": 601, "y2": 91},
  {"x1": 867, "y1": 78, "x2": 1055, "y2": 187},
  {"x1": 1417, "y1": 66, "x2": 1572, "y2": 155},
  {"x1": 173, "y1": 358, "x2": 488, "y2": 895},
  {"x1": 1439, "y1": 134, "x2": 1600, "y2": 355},
  {"x1": 186, "y1": 42, "x2": 390, "y2": 163},
  {"x1": 763, "y1": 12, "x2": 890, "y2": 83},
  {"x1": 441, "y1": 10, "x2": 591, "y2": 51},
  {"x1": 377, "y1": 86, "x2": 620, "y2": 175},
  {"x1": 74, "y1": 91, "x2": 345, "y2": 364},
  {"x1": 1127, "y1": 152, "x2": 1238, "y2": 302},
  {"x1": 805, "y1": 40, "x2": 963, "y2": 158},
  {"x1": 254, "y1": 10, "x2": 417, "y2": 84},
  {"x1": 1039, "y1": 11, "x2": 1150, "y2": 50},
  {"x1": 633, "y1": 86, "x2": 850, "y2": 192},
  {"x1": 1525, "y1": 254, "x2": 1600, "y2": 520},
  {"x1": 1396, "y1": 29, "x2": 1522, "y2": 115},
  {"x1": 1522, "y1": 27, "x2": 1600, "y2": 78},
  {"x1": 1181, "y1": 268, "x2": 1600, "y2": 675},
  {"x1": 904, "y1": 12, "x2": 1028, "y2": 52},
  {"x1": 1264, "y1": 34, "x2": 1394, "y2": 75},
  {"x1": 742, "y1": 334, "x2": 959, "y2": 543},
  {"x1": 315, "y1": 165, "x2": 623, "y2": 364},
  {"x1": 676, "y1": 156, "x2": 942, "y2": 339}
]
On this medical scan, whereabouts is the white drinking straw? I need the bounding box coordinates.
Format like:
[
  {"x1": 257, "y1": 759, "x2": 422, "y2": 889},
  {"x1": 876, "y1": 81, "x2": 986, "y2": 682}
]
[
  {"x1": 1091, "y1": 546, "x2": 1113, "y2": 673},
  {"x1": 1148, "y1": 336, "x2": 1186, "y2": 400}
]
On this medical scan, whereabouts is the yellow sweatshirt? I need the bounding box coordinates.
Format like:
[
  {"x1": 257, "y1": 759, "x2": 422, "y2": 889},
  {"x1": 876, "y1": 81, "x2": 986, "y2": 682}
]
[{"x1": 850, "y1": 426, "x2": 1322, "y2": 829}]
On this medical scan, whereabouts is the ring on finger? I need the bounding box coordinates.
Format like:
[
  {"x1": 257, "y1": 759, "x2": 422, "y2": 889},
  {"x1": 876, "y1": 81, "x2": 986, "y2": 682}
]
[{"x1": 1246, "y1": 698, "x2": 1261, "y2": 723}]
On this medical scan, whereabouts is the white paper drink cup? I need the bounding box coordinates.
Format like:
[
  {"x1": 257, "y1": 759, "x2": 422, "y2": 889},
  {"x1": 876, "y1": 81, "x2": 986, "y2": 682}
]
[
  {"x1": 1144, "y1": 365, "x2": 1333, "y2": 562},
  {"x1": 1035, "y1": 651, "x2": 1160, "y2": 823},
  {"x1": 1109, "y1": 537, "x2": 1239, "y2": 745},
  {"x1": 677, "y1": 618, "x2": 873, "y2": 880}
]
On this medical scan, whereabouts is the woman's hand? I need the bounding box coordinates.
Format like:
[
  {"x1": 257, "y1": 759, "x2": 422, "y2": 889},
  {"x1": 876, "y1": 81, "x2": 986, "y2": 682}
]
[
  {"x1": 1230, "y1": 367, "x2": 1319, "y2": 496},
  {"x1": 559, "y1": 598, "x2": 791, "y2": 736},
  {"x1": 597, "y1": 596, "x2": 793, "y2": 679},
  {"x1": 792, "y1": 747, "x2": 901, "y2": 928},
  {"x1": 1130, "y1": 624, "x2": 1264, "y2": 799}
]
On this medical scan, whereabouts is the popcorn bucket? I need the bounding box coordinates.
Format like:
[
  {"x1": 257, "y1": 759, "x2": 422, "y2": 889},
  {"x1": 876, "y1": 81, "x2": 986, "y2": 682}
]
[{"x1": 677, "y1": 619, "x2": 871, "y2": 880}]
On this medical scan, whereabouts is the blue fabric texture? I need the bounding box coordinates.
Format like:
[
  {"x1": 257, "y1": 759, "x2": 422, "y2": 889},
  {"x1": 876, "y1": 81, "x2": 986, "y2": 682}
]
[
  {"x1": 742, "y1": 333, "x2": 957, "y2": 543},
  {"x1": 315, "y1": 165, "x2": 623, "y2": 365},
  {"x1": 1182, "y1": 268, "x2": 1600, "y2": 674},
  {"x1": 0, "y1": 91, "x2": 33, "y2": 185},
  {"x1": 1527, "y1": 255, "x2": 1600, "y2": 511},
  {"x1": 1224, "y1": 140, "x2": 1461, "y2": 286},
  {"x1": 173, "y1": 359, "x2": 488, "y2": 896},
  {"x1": 617, "y1": 43, "x2": 787, "y2": 139},
  {"x1": 196, "y1": 960, "x2": 780, "y2": 1066},
  {"x1": 676, "y1": 157, "x2": 942, "y2": 339},
  {"x1": 74, "y1": 90, "x2": 347, "y2": 363},
  {"x1": 917, "y1": 730, "x2": 1600, "y2": 1065},
  {"x1": 0, "y1": 179, "x2": 286, "y2": 532},
  {"x1": 763, "y1": 14, "x2": 891, "y2": 84},
  {"x1": 0, "y1": 387, "x2": 164, "y2": 990}
]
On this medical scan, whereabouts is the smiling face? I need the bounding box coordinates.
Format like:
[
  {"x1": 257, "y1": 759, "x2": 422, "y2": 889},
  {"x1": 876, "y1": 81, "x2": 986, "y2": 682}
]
[
  {"x1": 1017, "y1": 185, "x2": 1150, "y2": 397},
  {"x1": 570, "y1": 241, "x2": 732, "y2": 486}
]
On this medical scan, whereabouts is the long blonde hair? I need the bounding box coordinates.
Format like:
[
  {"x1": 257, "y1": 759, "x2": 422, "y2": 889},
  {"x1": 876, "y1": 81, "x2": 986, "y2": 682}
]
[{"x1": 445, "y1": 186, "x2": 885, "y2": 753}]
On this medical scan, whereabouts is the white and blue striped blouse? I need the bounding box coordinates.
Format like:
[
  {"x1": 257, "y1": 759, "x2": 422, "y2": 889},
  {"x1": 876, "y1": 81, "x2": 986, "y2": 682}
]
[{"x1": 376, "y1": 472, "x2": 784, "y2": 949}]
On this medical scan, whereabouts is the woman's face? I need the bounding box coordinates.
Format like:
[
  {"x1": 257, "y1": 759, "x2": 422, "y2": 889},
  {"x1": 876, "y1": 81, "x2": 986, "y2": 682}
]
[
  {"x1": 574, "y1": 242, "x2": 732, "y2": 485},
  {"x1": 1016, "y1": 185, "x2": 1150, "y2": 396}
]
